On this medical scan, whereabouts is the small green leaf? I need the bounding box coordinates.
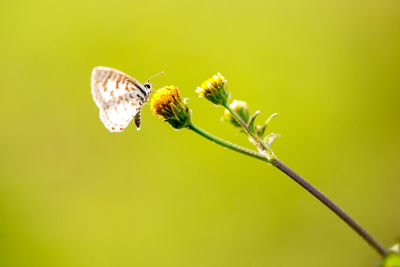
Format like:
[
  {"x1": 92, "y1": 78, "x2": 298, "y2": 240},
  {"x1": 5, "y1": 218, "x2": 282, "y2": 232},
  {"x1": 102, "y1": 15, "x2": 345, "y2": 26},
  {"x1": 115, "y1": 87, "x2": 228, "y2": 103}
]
[
  {"x1": 263, "y1": 133, "x2": 281, "y2": 147},
  {"x1": 254, "y1": 113, "x2": 278, "y2": 139},
  {"x1": 264, "y1": 113, "x2": 278, "y2": 128},
  {"x1": 248, "y1": 110, "x2": 261, "y2": 135},
  {"x1": 255, "y1": 124, "x2": 267, "y2": 138}
]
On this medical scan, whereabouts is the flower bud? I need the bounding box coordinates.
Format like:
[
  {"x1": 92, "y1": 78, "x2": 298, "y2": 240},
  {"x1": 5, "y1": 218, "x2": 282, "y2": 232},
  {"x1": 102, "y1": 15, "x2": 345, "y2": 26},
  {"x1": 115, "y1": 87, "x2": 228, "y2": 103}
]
[
  {"x1": 223, "y1": 100, "x2": 250, "y2": 128},
  {"x1": 196, "y1": 73, "x2": 229, "y2": 105},
  {"x1": 149, "y1": 86, "x2": 191, "y2": 129}
]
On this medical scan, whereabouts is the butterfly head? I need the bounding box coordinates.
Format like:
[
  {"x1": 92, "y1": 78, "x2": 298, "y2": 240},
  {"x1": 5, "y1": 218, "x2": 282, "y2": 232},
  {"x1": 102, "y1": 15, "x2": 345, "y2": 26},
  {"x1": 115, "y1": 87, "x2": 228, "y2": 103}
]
[
  {"x1": 145, "y1": 71, "x2": 164, "y2": 91},
  {"x1": 143, "y1": 82, "x2": 152, "y2": 91}
]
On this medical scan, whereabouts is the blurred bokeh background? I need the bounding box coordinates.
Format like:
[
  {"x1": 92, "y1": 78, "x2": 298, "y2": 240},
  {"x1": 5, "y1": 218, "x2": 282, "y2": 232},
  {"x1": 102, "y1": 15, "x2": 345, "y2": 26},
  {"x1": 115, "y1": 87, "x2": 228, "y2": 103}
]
[{"x1": 0, "y1": 0, "x2": 399, "y2": 266}]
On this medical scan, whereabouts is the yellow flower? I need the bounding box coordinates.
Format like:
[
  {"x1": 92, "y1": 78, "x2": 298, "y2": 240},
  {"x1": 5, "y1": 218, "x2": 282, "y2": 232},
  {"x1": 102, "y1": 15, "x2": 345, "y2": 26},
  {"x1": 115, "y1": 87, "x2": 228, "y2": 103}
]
[
  {"x1": 149, "y1": 86, "x2": 191, "y2": 129},
  {"x1": 224, "y1": 100, "x2": 250, "y2": 128},
  {"x1": 196, "y1": 73, "x2": 229, "y2": 105}
]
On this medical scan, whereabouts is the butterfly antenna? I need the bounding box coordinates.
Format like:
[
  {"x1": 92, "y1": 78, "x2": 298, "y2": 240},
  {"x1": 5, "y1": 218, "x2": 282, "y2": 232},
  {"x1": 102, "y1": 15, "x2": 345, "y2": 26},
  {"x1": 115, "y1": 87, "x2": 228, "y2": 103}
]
[{"x1": 146, "y1": 71, "x2": 164, "y2": 83}]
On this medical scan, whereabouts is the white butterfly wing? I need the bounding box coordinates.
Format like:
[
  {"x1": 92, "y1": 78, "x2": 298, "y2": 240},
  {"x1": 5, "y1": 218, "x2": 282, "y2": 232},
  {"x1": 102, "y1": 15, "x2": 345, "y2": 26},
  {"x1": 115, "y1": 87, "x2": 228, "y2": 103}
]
[{"x1": 91, "y1": 66, "x2": 149, "y2": 132}]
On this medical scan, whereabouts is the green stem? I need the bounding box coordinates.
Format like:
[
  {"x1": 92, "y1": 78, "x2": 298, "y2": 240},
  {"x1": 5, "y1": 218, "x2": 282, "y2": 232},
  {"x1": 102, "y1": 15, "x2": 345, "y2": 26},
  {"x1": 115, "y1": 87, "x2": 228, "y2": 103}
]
[
  {"x1": 187, "y1": 122, "x2": 270, "y2": 163},
  {"x1": 186, "y1": 122, "x2": 388, "y2": 257}
]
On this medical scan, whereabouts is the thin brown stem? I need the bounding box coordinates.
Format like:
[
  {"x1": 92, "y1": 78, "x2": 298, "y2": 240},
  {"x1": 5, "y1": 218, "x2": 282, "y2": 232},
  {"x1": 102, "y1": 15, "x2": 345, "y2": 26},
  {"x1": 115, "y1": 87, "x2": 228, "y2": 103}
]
[
  {"x1": 271, "y1": 158, "x2": 388, "y2": 257},
  {"x1": 187, "y1": 120, "x2": 388, "y2": 257}
]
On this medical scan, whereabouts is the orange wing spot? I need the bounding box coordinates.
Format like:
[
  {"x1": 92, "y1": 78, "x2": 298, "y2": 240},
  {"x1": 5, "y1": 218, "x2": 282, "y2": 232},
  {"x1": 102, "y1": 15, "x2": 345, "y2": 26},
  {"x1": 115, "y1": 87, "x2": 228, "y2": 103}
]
[
  {"x1": 101, "y1": 72, "x2": 111, "y2": 87},
  {"x1": 111, "y1": 127, "x2": 115, "y2": 130},
  {"x1": 110, "y1": 90, "x2": 114, "y2": 96},
  {"x1": 114, "y1": 76, "x2": 120, "y2": 89},
  {"x1": 125, "y1": 84, "x2": 130, "y2": 91},
  {"x1": 119, "y1": 96, "x2": 123, "y2": 100}
]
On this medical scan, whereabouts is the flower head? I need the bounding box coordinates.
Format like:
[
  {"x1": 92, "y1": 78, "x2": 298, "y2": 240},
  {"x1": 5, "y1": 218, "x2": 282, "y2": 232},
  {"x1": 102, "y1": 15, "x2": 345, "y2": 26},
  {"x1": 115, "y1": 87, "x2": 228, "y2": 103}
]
[
  {"x1": 196, "y1": 73, "x2": 229, "y2": 105},
  {"x1": 223, "y1": 100, "x2": 250, "y2": 128},
  {"x1": 149, "y1": 86, "x2": 191, "y2": 129}
]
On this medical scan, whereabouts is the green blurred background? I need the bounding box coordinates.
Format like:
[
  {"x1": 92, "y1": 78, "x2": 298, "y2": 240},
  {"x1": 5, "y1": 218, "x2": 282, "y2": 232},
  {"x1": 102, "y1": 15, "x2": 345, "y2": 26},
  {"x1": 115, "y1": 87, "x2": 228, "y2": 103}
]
[{"x1": 0, "y1": 0, "x2": 399, "y2": 266}]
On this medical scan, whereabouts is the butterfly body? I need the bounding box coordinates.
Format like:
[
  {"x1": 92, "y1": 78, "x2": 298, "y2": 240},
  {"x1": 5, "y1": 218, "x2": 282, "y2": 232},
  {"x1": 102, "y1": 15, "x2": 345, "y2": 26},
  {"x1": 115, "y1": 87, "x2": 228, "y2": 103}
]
[{"x1": 91, "y1": 66, "x2": 151, "y2": 132}]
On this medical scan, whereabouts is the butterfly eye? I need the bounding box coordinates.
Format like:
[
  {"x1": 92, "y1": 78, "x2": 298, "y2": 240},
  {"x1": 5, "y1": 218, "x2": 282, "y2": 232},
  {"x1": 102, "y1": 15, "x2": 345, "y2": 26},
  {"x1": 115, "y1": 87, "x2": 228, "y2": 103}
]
[{"x1": 144, "y1": 83, "x2": 151, "y2": 90}]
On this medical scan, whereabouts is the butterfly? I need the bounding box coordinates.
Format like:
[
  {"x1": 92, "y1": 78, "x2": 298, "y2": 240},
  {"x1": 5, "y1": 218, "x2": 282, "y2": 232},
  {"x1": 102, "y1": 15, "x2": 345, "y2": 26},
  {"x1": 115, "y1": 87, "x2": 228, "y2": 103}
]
[{"x1": 91, "y1": 66, "x2": 153, "y2": 132}]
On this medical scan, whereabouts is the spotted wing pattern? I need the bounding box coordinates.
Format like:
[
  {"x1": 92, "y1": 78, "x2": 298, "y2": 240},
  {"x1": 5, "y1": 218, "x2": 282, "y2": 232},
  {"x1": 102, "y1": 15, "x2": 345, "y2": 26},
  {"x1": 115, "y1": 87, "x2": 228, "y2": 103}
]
[{"x1": 91, "y1": 66, "x2": 150, "y2": 132}]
